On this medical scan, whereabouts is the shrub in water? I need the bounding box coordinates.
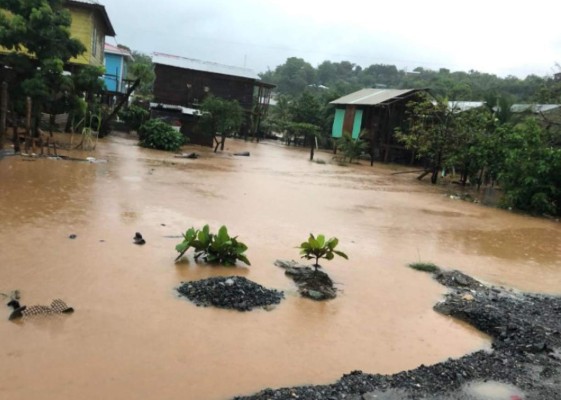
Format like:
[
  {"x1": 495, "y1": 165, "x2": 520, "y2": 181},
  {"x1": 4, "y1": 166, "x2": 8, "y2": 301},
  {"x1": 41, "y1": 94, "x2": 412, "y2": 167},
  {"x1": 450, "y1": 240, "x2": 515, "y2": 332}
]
[
  {"x1": 298, "y1": 234, "x2": 348, "y2": 271},
  {"x1": 175, "y1": 225, "x2": 250, "y2": 266},
  {"x1": 138, "y1": 119, "x2": 184, "y2": 151}
]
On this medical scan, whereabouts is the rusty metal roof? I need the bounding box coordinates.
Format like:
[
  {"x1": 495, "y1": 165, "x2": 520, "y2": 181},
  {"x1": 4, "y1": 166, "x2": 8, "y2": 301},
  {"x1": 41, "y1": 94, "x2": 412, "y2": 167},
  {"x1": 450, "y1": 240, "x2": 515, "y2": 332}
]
[
  {"x1": 330, "y1": 88, "x2": 422, "y2": 106},
  {"x1": 152, "y1": 52, "x2": 260, "y2": 80}
]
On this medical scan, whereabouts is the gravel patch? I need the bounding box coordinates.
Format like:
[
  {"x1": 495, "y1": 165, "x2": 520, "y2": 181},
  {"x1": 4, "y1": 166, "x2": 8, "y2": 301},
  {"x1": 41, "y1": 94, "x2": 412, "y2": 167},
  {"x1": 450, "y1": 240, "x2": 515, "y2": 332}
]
[
  {"x1": 177, "y1": 276, "x2": 284, "y2": 312},
  {"x1": 233, "y1": 270, "x2": 561, "y2": 399}
]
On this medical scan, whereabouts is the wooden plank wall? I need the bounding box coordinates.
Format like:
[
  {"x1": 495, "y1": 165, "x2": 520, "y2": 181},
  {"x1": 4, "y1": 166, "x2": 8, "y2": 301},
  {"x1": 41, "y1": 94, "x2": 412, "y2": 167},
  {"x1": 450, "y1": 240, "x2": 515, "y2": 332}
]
[{"x1": 153, "y1": 64, "x2": 255, "y2": 111}]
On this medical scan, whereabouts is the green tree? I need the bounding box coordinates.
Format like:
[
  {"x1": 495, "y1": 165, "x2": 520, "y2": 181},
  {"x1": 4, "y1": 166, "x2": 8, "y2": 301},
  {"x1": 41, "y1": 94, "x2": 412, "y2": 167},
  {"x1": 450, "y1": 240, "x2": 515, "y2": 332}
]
[
  {"x1": 291, "y1": 91, "x2": 323, "y2": 126},
  {"x1": 127, "y1": 51, "x2": 155, "y2": 99},
  {"x1": 0, "y1": 0, "x2": 86, "y2": 135},
  {"x1": 199, "y1": 95, "x2": 243, "y2": 152},
  {"x1": 499, "y1": 118, "x2": 561, "y2": 216},
  {"x1": 396, "y1": 95, "x2": 459, "y2": 183},
  {"x1": 289, "y1": 122, "x2": 320, "y2": 160},
  {"x1": 266, "y1": 94, "x2": 293, "y2": 143},
  {"x1": 267, "y1": 57, "x2": 316, "y2": 96}
]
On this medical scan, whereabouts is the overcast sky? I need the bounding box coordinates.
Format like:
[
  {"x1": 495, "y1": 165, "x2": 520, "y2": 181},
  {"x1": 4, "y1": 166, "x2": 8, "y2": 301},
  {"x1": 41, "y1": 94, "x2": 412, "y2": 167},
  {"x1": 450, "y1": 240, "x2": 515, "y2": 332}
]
[{"x1": 101, "y1": 0, "x2": 561, "y2": 78}]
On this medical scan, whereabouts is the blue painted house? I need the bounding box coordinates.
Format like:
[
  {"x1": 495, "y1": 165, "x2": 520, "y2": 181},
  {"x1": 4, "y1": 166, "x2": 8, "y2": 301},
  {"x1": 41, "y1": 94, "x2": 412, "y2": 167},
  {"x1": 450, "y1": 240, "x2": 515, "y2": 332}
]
[{"x1": 104, "y1": 43, "x2": 133, "y2": 93}]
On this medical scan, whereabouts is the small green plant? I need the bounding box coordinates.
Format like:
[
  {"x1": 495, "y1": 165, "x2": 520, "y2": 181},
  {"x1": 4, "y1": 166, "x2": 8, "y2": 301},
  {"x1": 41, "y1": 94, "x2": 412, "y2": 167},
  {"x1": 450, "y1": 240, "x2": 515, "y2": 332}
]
[
  {"x1": 408, "y1": 262, "x2": 440, "y2": 273},
  {"x1": 175, "y1": 225, "x2": 250, "y2": 266},
  {"x1": 138, "y1": 118, "x2": 184, "y2": 151},
  {"x1": 337, "y1": 131, "x2": 369, "y2": 163},
  {"x1": 298, "y1": 234, "x2": 348, "y2": 271}
]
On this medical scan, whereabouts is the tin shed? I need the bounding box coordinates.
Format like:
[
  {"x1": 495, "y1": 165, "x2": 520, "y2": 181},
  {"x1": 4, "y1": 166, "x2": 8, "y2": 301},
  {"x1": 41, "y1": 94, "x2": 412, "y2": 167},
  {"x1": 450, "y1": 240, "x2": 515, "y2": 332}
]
[{"x1": 330, "y1": 88, "x2": 426, "y2": 163}]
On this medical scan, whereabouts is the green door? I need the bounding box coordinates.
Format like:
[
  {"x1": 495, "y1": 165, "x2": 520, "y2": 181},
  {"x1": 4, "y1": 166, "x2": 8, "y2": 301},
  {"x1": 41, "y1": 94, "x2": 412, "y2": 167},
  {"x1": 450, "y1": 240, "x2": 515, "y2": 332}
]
[
  {"x1": 332, "y1": 108, "x2": 345, "y2": 138},
  {"x1": 352, "y1": 109, "x2": 363, "y2": 139}
]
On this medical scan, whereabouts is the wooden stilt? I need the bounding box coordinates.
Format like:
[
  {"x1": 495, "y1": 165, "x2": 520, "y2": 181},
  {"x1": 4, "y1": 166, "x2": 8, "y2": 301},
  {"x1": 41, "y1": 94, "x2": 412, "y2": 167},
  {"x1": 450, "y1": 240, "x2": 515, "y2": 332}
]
[{"x1": 0, "y1": 82, "x2": 7, "y2": 150}]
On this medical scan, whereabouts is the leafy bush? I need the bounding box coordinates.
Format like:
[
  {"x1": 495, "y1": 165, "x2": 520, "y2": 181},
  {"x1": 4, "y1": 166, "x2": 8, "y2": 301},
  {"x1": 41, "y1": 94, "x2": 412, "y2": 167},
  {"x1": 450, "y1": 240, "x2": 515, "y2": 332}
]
[
  {"x1": 499, "y1": 118, "x2": 561, "y2": 216},
  {"x1": 298, "y1": 234, "x2": 348, "y2": 271},
  {"x1": 138, "y1": 118, "x2": 184, "y2": 151},
  {"x1": 120, "y1": 104, "x2": 149, "y2": 131},
  {"x1": 175, "y1": 225, "x2": 250, "y2": 266},
  {"x1": 337, "y1": 131, "x2": 369, "y2": 163}
]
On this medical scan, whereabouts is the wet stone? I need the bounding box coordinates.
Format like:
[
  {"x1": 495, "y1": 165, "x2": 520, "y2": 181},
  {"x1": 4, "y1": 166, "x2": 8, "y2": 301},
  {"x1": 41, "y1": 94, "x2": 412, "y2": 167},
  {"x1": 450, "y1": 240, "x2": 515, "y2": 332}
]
[
  {"x1": 275, "y1": 260, "x2": 338, "y2": 301},
  {"x1": 133, "y1": 232, "x2": 146, "y2": 245},
  {"x1": 176, "y1": 276, "x2": 284, "y2": 312}
]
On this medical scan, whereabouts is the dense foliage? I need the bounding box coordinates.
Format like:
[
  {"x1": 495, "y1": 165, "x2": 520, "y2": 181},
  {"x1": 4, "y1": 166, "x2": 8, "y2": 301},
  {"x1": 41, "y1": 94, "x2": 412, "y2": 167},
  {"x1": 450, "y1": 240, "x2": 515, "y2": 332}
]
[
  {"x1": 126, "y1": 50, "x2": 155, "y2": 99},
  {"x1": 396, "y1": 94, "x2": 561, "y2": 216},
  {"x1": 138, "y1": 118, "x2": 184, "y2": 151},
  {"x1": 175, "y1": 225, "x2": 251, "y2": 266},
  {"x1": 261, "y1": 57, "x2": 560, "y2": 103},
  {"x1": 120, "y1": 104, "x2": 149, "y2": 131},
  {"x1": 0, "y1": 0, "x2": 94, "y2": 134},
  {"x1": 499, "y1": 119, "x2": 561, "y2": 216}
]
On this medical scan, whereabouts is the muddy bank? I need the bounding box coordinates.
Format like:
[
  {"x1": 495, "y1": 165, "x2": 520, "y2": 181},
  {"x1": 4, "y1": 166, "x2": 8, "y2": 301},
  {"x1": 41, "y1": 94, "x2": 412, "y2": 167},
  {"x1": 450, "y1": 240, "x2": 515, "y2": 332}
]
[{"x1": 235, "y1": 270, "x2": 561, "y2": 399}]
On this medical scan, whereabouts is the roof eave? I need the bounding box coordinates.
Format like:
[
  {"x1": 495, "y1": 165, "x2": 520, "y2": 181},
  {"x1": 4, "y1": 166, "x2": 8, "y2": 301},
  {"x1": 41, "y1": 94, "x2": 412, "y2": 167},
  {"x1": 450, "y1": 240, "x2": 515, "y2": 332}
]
[{"x1": 66, "y1": 1, "x2": 116, "y2": 36}]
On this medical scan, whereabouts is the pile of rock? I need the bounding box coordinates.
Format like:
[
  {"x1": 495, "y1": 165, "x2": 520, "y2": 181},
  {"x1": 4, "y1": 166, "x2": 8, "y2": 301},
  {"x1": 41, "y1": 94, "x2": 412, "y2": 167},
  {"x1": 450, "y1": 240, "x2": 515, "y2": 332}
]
[
  {"x1": 275, "y1": 260, "x2": 337, "y2": 300},
  {"x1": 235, "y1": 269, "x2": 561, "y2": 399},
  {"x1": 176, "y1": 276, "x2": 284, "y2": 312}
]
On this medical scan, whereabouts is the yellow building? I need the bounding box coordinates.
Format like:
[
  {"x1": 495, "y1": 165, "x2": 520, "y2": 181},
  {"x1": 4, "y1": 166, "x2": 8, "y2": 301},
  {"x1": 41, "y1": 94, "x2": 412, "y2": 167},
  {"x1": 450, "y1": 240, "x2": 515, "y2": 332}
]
[
  {"x1": 66, "y1": 0, "x2": 116, "y2": 67},
  {"x1": 0, "y1": 1, "x2": 115, "y2": 67}
]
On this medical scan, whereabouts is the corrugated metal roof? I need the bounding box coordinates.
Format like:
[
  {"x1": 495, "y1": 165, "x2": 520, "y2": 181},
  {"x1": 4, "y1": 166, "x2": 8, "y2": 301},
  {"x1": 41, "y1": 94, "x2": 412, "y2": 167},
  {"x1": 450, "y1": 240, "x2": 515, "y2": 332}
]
[
  {"x1": 150, "y1": 102, "x2": 202, "y2": 116},
  {"x1": 448, "y1": 101, "x2": 486, "y2": 112},
  {"x1": 511, "y1": 104, "x2": 561, "y2": 113},
  {"x1": 330, "y1": 88, "x2": 421, "y2": 106},
  {"x1": 104, "y1": 43, "x2": 133, "y2": 59},
  {"x1": 152, "y1": 52, "x2": 260, "y2": 80}
]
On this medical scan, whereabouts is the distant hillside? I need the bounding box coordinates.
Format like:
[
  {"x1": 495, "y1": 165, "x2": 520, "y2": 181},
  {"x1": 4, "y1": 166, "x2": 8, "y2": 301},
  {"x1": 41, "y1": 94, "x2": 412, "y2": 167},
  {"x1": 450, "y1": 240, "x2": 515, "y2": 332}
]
[{"x1": 260, "y1": 57, "x2": 560, "y2": 102}]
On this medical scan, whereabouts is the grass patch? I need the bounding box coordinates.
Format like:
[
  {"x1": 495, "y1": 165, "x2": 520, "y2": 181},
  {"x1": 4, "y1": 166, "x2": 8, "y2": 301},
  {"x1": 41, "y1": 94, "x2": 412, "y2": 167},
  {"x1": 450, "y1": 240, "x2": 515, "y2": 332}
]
[
  {"x1": 408, "y1": 262, "x2": 440, "y2": 273},
  {"x1": 314, "y1": 159, "x2": 326, "y2": 164}
]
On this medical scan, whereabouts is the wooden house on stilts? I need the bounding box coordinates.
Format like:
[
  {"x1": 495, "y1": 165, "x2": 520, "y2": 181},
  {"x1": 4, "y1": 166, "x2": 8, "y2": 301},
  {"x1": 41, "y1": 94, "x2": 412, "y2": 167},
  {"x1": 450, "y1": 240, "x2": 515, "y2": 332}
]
[
  {"x1": 330, "y1": 88, "x2": 426, "y2": 164},
  {"x1": 151, "y1": 53, "x2": 274, "y2": 146}
]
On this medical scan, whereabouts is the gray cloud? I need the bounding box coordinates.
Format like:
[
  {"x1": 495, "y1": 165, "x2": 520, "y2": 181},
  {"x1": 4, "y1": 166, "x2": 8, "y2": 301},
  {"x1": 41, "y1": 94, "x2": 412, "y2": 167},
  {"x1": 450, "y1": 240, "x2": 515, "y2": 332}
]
[{"x1": 102, "y1": 0, "x2": 561, "y2": 77}]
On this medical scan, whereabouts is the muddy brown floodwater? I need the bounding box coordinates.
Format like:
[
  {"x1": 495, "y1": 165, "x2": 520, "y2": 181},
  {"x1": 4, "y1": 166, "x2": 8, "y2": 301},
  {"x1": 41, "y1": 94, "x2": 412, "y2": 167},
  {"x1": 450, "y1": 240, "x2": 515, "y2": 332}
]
[{"x1": 1, "y1": 136, "x2": 560, "y2": 400}]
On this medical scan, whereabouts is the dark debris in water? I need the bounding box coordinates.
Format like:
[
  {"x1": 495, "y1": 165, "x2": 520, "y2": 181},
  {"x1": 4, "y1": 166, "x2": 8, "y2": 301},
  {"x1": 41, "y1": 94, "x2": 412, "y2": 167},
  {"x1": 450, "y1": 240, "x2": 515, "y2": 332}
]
[{"x1": 177, "y1": 276, "x2": 284, "y2": 312}]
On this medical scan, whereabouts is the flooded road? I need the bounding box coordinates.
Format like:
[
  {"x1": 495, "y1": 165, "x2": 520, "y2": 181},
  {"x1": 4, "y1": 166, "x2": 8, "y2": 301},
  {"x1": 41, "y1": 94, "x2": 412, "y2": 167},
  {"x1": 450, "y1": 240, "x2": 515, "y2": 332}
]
[{"x1": 1, "y1": 136, "x2": 560, "y2": 400}]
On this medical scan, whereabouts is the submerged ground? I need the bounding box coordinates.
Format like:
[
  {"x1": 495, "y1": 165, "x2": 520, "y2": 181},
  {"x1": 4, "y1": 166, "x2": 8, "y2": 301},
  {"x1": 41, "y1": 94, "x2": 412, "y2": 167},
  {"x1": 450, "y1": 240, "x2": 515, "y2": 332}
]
[{"x1": 0, "y1": 135, "x2": 560, "y2": 400}]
